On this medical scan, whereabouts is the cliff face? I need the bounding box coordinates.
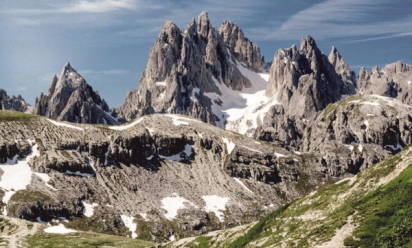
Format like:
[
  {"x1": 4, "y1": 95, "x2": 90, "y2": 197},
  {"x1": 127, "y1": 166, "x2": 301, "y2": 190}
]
[{"x1": 34, "y1": 63, "x2": 118, "y2": 125}]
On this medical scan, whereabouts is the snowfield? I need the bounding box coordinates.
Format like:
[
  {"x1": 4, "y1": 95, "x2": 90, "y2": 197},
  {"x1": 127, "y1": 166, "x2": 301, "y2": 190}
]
[
  {"x1": 121, "y1": 215, "x2": 137, "y2": 239},
  {"x1": 202, "y1": 195, "x2": 230, "y2": 222},
  {"x1": 46, "y1": 119, "x2": 84, "y2": 131},
  {"x1": 161, "y1": 193, "x2": 195, "y2": 220},
  {"x1": 204, "y1": 62, "x2": 279, "y2": 135},
  {"x1": 44, "y1": 224, "x2": 77, "y2": 234},
  {"x1": 82, "y1": 201, "x2": 98, "y2": 217},
  {"x1": 0, "y1": 142, "x2": 40, "y2": 214},
  {"x1": 108, "y1": 117, "x2": 145, "y2": 131},
  {"x1": 222, "y1": 138, "x2": 236, "y2": 154}
]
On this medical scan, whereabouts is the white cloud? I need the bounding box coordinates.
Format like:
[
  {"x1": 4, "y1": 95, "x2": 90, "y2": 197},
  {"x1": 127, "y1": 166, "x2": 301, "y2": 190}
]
[{"x1": 62, "y1": 0, "x2": 137, "y2": 13}]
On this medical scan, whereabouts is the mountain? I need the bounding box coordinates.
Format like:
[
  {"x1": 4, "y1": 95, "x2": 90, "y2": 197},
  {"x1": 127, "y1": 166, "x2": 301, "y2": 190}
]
[
  {"x1": 170, "y1": 145, "x2": 412, "y2": 247},
  {"x1": 118, "y1": 12, "x2": 267, "y2": 127},
  {"x1": 358, "y1": 61, "x2": 412, "y2": 105},
  {"x1": 0, "y1": 89, "x2": 30, "y2": 112},
  {"x1": 34, "y1": 63, "x2": 118, "y2": 125}
]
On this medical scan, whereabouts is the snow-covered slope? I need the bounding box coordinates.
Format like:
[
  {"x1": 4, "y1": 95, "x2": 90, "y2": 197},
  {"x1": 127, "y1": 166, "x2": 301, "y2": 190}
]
[{"x1": 205, "y1": 62, "x2": 277, "y2": 135}]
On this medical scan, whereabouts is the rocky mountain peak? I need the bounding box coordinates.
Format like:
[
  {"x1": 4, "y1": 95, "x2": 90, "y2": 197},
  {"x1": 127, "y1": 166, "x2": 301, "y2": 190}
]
[
  {"x1": 328, "y1": 46, "x2": 356, "y2": 86},
  {"x1": 118, "y1": 12, "x2": 265, "y2": 123},
  {"x1": 0, "y1": 89, "x2": 30, "y2": 112},
  {"x1": 266, "y1": 36, "x2": 355, "y2": 117},
  {"x1": 383, "y1": 61, "x2": 412, "y2": 74},
  {"x1": 358, "y1": 61, "x2": 412, "y2": 104},
  {"x1": 34, "y1": 63, "x2": 118, "y2": 124},
  {"x1": 197, "y1": 11, "x2": 211, "y2": 38},
  {"x1": 219, "y1": 20, "x2": 264, "y2": 72}
]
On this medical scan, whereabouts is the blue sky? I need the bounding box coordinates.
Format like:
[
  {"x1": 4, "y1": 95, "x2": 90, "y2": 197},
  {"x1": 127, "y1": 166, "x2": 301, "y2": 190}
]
[{"x1": 1, "y1": 0, "x2": 411, "y2": 107}]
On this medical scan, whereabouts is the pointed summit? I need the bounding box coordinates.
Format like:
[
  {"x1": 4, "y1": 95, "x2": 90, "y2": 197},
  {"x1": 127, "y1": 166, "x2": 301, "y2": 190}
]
[
  {"x1": 0, "y1": 89, "x2": 30, "y2": 112},
  {"x1": 197, "y1": 11, "x2": 211, "y2": 38},
  {"x1": 219, "y1": 20, "x2": 264, "y2": 72},
  {"x1": 34, "y1": 63, "x2": 118, "y2": 124}
]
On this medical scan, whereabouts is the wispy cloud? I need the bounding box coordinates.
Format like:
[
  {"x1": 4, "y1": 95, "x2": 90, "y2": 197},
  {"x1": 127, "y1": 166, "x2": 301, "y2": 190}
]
[
  {"x1": 349, "y1": 32, "x2": 412, "y2": 43},
  {"x1": 251, "y1": 0, "x2": 412, "y2": 42},
  {"x1": 62, "y1": 0, "x2": 137, "y2": 13}
]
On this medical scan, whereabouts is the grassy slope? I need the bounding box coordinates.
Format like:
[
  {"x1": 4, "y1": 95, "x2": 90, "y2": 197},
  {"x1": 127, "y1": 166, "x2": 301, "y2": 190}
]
[
  {"x1": 224, "y1": 146, "x2": 412, "y2": 248},
  {"x1": 0, "y1": 110, "x2": 38, "y2": 122},
  {"x1": 25, "y1": 232, "x2": 154, "y2": 248},
  {"x1": 170, "y1": 146, "x2": 412, "y2": 248}
]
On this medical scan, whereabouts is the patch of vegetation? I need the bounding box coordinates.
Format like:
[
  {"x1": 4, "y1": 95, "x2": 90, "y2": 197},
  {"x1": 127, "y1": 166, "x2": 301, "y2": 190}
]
[
  {"x1": 66, "y1": 214, "x2": 126, "y2": 236},
  {"x1": 25, "y1": 232, "x2": 154, "y2": 248},
  {"x1": 225, "y1": 146, "x2": 412, "y2": 248},
  {"x1": 344, "y1": 164, "x2": 412, "y2": 247},
  {"x1": 0, "y1": 110, "x2": 38, "y2": 122},
  {"x1": 228, "y1": 204, "x2": 290, "y2": 248},
  {"x1": 7, "y1": 190, "x2": 53, "y2": 216},
  {"x1": 135, "y1": 218, "x2": 153, "y2": 241},
  {"x1": 9, "y1": 190, "x2": 51, "y2": 203},
  {"x1": 322, "y1": 95, "x2": 362, "y2": 120},
  {"x1": 187, "y1": 236, "x2": 213, "y2": 248}
]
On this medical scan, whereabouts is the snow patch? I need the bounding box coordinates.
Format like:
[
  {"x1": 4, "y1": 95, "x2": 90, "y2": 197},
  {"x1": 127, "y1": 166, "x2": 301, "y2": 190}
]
[
  {"x1": 46, "y1": 119, "x2": 83, "y2": 131},
  {"x1": 155, "y1": 81, "x2": 167, "y2": 87},
  {"x1": 161, "y1": 193, "x2": 194, "y2": 220},
  {"x1": 233, "y1": 178, "x2": 253, "y2": 194},
  {"x1": 204, "y1": 64, "x2": 278, "y2": 135},
  {"x1": 82, "y1": 201, "x2": 98, "y2": 217},
  {"x1": 34, "y1": 172, "x2": 57, "y2": 191},
  {"x1": 44, "y1": 224, "x2": 77, "y2": 234},
  {"x1": 222, "y1": 138, "x2": 236, "y2": 154},
  {"x1": 121, "y1": 215, "x2": 137, "y2": 239},
  {"x1": 0, "y1": 142, "x2": 39, "y2": 214},
  {"x1": 108, "y1": 117, "x2": 144, "y2": 131},
  {"x1": 274, "y1": 152, "x2": 286, "y2": 158},
  {"x1": 160, "y1": 144, "x2": 192, "y2": 162},
  {"x1": 65, "y1": 170, "x2": 93, "y2": 177},
  {"x1": 202, "y1": 195, "x2": 230, "y2": 222},
  {"x1": 363, "y1": 120, "x2": 369, "y2": 130}
]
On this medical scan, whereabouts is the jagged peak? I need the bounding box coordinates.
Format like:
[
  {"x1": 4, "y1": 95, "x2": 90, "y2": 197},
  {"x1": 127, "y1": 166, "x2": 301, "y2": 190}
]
[
  {"x1": 160, "y1": 21, "x2": 180, "y2": 34},
  {"x1": 198, "y1": 11, "x2": 209, "y2": 23},
  {"x1": 64, "y1": 61, "x2": 72, "y2": 69},
  {"x1": 197, "y1": 11, "x2": 211, "y2": 37},
  {"x1": 383, "y1": 61, "x2": 412, "y2": 73},
  {"x1": 300, "y1": 35, "x2": 318, "y2": 51}
]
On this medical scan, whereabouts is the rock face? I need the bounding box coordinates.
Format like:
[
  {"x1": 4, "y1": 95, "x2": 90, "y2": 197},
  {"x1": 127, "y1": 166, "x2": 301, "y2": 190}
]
[
  {"x1": 219, "y1": 21, "x2": 264, "y2": 72},
  {"x1": 266, "y1": 36, "x2": 356, "y2": 117},
  {"x1": 34, "y1": 63, "x2": 118, "y2": 124},
  {"x1": 0, "y1": 113, "x2": 332, "y2": 242},
  {"x1": 358, "y1": 61, "x2": 412, "y2": 105},
  {"x1": 0, "y1": 89, "x2": 30, "y2": 112},
  {"x1": 118, "y1": 12, "x2": 265, "y2": 125}
]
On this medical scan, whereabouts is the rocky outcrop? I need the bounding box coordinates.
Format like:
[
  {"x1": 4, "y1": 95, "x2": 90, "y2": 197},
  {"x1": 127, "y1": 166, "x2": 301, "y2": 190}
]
[
  {"x1": 358, "y1": 61, "x2": 412, "y2": 105},
  {"x1": 254, "y1": 36, "x2": 357, "y2": 150},
  {"x1": 118, "y1": 12, "x2": 265, "y2": 125},
  {"x1": 219, "y1": 21, "x2": 264, "y2": 72},
  {"x1": 0, "y1": 89, "x2": 30, "y2": 112},
  {"x1": 266, "y1": 36, "x2": 356, "y2": 117},
  {"x1": 34, "y1": 63, "x2": 118, "y2": 125}
]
